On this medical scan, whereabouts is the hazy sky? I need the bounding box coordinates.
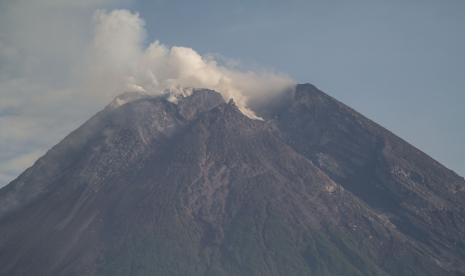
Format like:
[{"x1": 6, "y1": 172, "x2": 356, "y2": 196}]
[{"x1": 0, "y1": 0, "x2": 464, "y2": 186}]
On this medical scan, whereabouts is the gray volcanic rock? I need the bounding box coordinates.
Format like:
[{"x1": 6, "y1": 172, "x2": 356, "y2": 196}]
[
  {"x1": 272, "y1": 84, "x2": 465, "y2": 273},
  {"x1": 0, "y1": 85, "x2": 464, "y2": 276}
]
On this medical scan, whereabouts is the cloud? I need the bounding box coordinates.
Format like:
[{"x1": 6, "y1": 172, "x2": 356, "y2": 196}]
[
  {"x1": 0, "y1": 0, "x2": 131, "y2": 187},
  {"x1": 0, "y1": 150, "x2": 45, "y2": 187},
  {"x1": 0, "y1": 5, "x2": 293, "y2": 187},
  {"x1": 84, "y1": 9, "x2": 294, "y2": 117}
]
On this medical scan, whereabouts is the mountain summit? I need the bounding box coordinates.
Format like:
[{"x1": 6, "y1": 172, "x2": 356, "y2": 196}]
[{"x1": 0, "y1": 85, "x2": 464, "y2": 276}]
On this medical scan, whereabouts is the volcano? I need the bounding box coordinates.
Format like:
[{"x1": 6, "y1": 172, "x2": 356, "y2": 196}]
[{"x1": 0, "y1": 84, "x2": 464, "y2": 276}]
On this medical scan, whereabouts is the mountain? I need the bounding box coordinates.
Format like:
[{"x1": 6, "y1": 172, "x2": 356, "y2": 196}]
[{"x1": 0, "y1": 84, "x2": 464, "y2": 276}]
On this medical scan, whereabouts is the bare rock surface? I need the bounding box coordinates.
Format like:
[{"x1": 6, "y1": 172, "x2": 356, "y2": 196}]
[{"x1": 0, "y1": 85, "x2": 464, "y2": 276}]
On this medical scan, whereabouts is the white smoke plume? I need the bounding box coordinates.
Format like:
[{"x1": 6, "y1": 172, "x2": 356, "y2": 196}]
[
  {"x1": 0, "y1": 4, "x2": 293, "y2": 187},
  {"x1": 84, "y1": 10, "x2": 294, "y2": 117}
]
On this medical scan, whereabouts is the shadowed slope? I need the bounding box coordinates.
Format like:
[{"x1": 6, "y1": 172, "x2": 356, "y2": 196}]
[
  {"x1": 273, "y1": 84, "x2": 465, "y2": 273},
  {"x1": 0, "y1": 87, "x2": 464, "y2": 276}
]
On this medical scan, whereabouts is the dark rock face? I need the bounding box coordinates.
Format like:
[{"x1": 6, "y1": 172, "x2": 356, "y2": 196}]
[
  {"x1": 272, "y1": 84, "x2": 465, "y2": 273},
  {"x1": 0, "y1": 86, "x2": 464, "y2": 276}
]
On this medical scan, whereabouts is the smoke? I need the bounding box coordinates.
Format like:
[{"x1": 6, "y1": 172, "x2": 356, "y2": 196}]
[
  {"x1": 84, "y1": 10, "x2": 294, "y2": 117},
  {"x1": 0, "y1": 4, "x2": 293, "y2": 187}
]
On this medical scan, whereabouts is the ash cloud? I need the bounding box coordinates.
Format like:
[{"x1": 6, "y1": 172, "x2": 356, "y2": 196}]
[
  {"x1": 0, "y1": 3, "x2": 293, "y2": 187},
  {"x1": 85, "y1": 10, "x2": 294, "y2": 117}
]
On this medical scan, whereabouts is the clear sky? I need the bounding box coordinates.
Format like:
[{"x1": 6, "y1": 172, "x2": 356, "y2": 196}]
[
  {"x1": 133, "y1": 0, "x2": 465, "y2": 175},
  {"x1": 0, "y1": 0, "x2": 464, "y2": 186}
]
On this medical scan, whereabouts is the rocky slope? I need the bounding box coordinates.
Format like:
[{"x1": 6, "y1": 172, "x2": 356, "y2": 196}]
[{"x1": 0, "y1": 85, "x2": 464, "y2": 276}]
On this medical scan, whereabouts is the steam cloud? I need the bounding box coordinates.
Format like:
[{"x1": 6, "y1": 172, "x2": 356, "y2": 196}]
[
  {"x1": 0, "y1": 4, "x2": 293, "y2": 186},
  {"x1": 85, "y1": 10, "x2": 294, "y2": 117}
]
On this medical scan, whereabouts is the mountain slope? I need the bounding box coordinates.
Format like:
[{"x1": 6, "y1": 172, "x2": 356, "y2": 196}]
[
  {"x1": 271, "y1": 84, "x2": 465, "y2": 272},
  {"x1": 0, "y1": 86, "x2": 464, "y2": 276}
]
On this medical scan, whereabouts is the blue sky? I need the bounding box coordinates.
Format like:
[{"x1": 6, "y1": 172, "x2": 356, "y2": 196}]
[
  {"x1": 0, "y1": 0, "x2": 464, "y2": 185},
  {"x1": 133, "y1": 0, "x2": 465, "y2": 174},
  {"x1": 137, "y1": 0, "x2": 465, "y2": 176}
]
